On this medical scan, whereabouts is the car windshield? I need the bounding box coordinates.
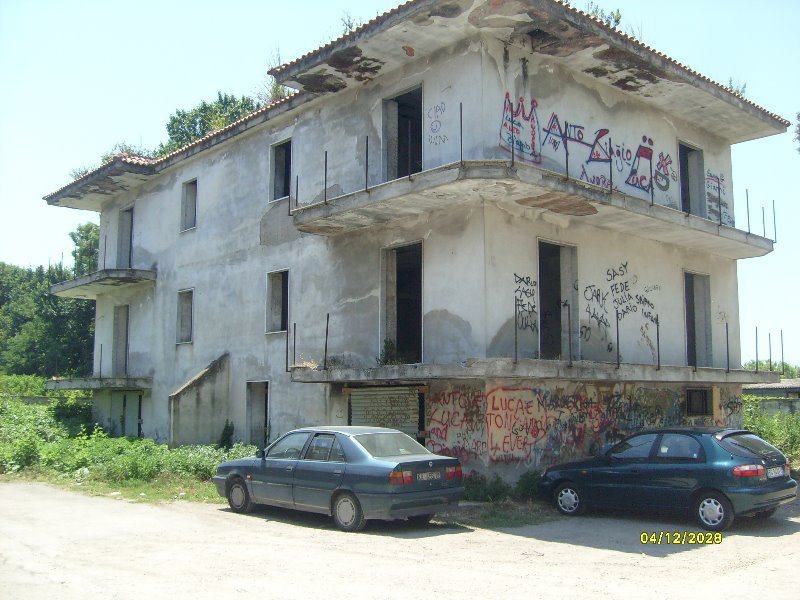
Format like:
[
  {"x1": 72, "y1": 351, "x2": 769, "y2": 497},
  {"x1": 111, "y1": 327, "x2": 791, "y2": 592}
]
[
  {"x1": 354, "y1": 432, "x2": 430, "y2": 457},
  {"x1": 717, "y1": 432, "x2": 782, "y2": 459}
]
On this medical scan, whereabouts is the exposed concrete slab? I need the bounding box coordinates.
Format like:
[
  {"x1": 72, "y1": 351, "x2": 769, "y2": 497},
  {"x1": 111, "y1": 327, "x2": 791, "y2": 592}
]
[
  {"x1": 50, "y1": 269, "x2": 157, "y2": 300},
  {"x1": 292, "y1": 160, "x2": 773, "y2": 259},
  {"x1": 290, "y1": 358, "x2": 781, "y2": 385},
  {"x1": 44, "y1": 377, "x2": 153, "y2": 391}
]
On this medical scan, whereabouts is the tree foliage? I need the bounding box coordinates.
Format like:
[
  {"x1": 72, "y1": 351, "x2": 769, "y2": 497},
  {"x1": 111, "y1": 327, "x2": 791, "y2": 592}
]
[
  {"x1": 155, "y1": 92, "x2": 261, "y2": 157},
  {"x1": 742, "y1": 360, "x2": 799, "y2": 379},
  {"x1": 0, "y1": 224, "x2": 98, "y2": 377}
]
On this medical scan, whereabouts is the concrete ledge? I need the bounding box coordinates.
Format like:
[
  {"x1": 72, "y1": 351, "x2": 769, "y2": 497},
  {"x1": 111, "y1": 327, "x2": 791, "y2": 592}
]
[
  {"x1": 50, "y1": 269, "x2": 157, "y2": 300},
  {"x1": 44, "y1": 377, "x2": 153, "y2": 391},
  {"x1": 290, "y1": 358, "x2": 781, "y2": 385}
]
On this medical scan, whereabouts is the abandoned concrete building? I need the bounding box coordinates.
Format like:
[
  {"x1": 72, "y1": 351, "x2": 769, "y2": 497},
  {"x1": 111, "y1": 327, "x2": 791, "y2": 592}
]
[{"x1": 45, "y1": 0, "x2": 786, "y2": 477}]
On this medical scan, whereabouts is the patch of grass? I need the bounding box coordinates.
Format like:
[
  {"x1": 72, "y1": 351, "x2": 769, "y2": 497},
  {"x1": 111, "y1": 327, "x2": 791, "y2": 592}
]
[
  {"x1": 437, "y1": 498, "x2": 556, "y2": 529},
  {"x1": 4, "y1": 468, "x2": 225, "y2": 504}
]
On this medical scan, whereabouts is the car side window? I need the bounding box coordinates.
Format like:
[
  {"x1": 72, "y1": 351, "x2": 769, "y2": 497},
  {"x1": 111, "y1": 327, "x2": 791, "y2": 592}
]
[
  {"x1": 266, "y1": 432, "x2": 310, "y2": 460},
  {"x1": 655, "y1": 433, "x2": 703, "y2": 462},
  {"x1": 609, "y1": 433, "x2": 657, "y2": 461},
  {"x1": 329, "y1": 439, "x2": 346, "y2": 463},
  {"x1": 304, "y1": 434, "x2": 335, "y2": 461}
]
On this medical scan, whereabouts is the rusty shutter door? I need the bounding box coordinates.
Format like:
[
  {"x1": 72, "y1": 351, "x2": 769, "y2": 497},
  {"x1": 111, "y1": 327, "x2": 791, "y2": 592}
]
[{"x1": 349, "y1": 387, "x2": 419, "y2": 437}]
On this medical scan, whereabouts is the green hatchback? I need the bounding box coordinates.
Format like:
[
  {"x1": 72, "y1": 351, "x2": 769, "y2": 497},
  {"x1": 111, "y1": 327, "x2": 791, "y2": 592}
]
[{"x1": 538, "y1": 427, "x2": 797, "y2": 531}]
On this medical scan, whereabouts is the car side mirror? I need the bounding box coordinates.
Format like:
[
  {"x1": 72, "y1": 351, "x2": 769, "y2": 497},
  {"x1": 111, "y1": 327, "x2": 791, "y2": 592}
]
[{"x1": 256, "y1": 449, "x2": 265, "y2": 459}]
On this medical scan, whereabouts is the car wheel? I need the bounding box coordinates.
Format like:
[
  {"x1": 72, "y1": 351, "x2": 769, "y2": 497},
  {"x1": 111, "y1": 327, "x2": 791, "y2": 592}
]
[
  {"x1": 554, "y1": 482, "x2": 585, "y2": 516},
  {"x1": 226, "y1": 478, "x2": 253, "y2": 514},
  {"x1": 694, "y1": 491, "x2": 733, "y2": 531},
  {"x1": 332, "y1": 492, "x2": 366, "y2": 532},
  {"x1": 408, "y1": 514, "x2": 434, "y2": 526},
  {"x1": 752, "y1": 508, "x2": 777, "y2": 519}
]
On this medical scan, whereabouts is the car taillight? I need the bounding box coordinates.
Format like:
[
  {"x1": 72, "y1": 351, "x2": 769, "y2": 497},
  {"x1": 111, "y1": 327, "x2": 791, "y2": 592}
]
[
  {"x1": 446, "y1": 465, "x2": 463, "y2": 480},
  {"x1": 732, "y1": 464, "x2": 765, "y2": 477},
  {"x1": 389, "y1": 470, "x2": 413, "y2": 485}
]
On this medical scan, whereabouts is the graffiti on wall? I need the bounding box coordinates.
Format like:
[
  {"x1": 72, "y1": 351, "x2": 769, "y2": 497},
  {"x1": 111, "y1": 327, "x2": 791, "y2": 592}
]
[
  {"x1": 514, "y1": 273, "x2": 538, "y2": 333},
  {"x1": 426, "y1": 101, "x2": 449, "y2": 146},
  {"x1": 499, "y1": 93, "x2": 542, "y2": 163},
  {"x1": 427, "y1": 382, "x2": 687, "y2": 468},
  {"x1": 497, "y1": 92, "x2": 728, "y2": 221},
  {"x1": 581, "y1": 260, "x2": 660, "y2": 361}
]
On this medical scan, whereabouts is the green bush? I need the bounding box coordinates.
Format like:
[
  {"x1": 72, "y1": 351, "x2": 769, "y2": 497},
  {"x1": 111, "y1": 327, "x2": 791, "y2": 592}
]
[
  {"x1": 463, "y1": 471, "x2": 514, "y2": 501},
  {"x1": 743, "y1": 395, "x2": 800, "y2": 465},
  {"x1": 514, "y1": 470, "x2": 542, "y2": 500}
]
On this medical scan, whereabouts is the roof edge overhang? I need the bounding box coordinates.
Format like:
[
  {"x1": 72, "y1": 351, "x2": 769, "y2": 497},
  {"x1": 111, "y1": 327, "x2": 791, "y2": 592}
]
[
  {"x1": 43, "y1": 92, "x2": 311, "y2": 210},
  {"x1": 270, "y1": 0, "x2": 788, "y2": 141}
]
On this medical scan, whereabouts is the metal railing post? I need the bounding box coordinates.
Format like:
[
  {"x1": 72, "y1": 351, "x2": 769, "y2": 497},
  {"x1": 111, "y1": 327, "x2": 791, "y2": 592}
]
[
  {"x1": 746, "y1": 189, "x2": 751, "y2": 233},
  {"x1": 514, "y1": 297, "x2": 518, "y2": 364},
  {"x1": 755, "y1": 326, "x2": 759, "y2": 372},
  {"x1": 365, "y1": 136, "x2": 369, "y2": 191},
  {"x1": 615, "y1": 310, "x2": 620, "y2": 369},
  {"x1": 773, "y1": 199, "x2": 777, "y2": 242},
  {"x1": 324, "y1": 151, "x2": 328, "y2": 204},
  {"x1": 293, "y1": 323, "x2": 297, "y2": 366},
  {"x1": 608, "y1": 136, "x2": 613, "y2": 193},
  {"x1": 459, "y1": 102, "x2": 463, "y2": 165},
  {"x1": 565, "y1": 301, "x2": 573, "y2": 368},
  {"x1": 769, "y1": 332, "x2": 773, "y2": 371},
  {"x1": 656, "y1": 315, "x2": 661, "y2": 370},
  {"x1": 725, "y1": 322, "x2": 730, "y2": 373},
  {"x1": 323, "y1": 313, "x2": 330, "y2": 370},
  {"x1": 564, "y1": 120, "x2": 570, "y2": 179}
]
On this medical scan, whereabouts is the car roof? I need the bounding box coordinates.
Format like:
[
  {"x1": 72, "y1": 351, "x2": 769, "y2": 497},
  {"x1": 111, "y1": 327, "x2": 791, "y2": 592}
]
[
  {"x1": 293, "y1": 426, "x2": 403, "y2": 436},
  {"x1": 636, "y1": 426, "x2": 748, "y2": 437}
]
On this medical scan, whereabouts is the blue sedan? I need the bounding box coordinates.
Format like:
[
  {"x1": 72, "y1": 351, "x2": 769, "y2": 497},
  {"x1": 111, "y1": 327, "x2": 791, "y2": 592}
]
[
  {"x1": 539, "y1": 427, "x2": 797, "y2": 531},
  {"x1": 213, "y1": 426, "x2": 464, "y2": 531}
]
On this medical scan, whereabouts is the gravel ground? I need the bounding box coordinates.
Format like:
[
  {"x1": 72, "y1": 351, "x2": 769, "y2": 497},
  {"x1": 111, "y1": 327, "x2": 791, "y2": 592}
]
[{"x1": 1, "y1": 481, "x2": 797, "y2": 599}]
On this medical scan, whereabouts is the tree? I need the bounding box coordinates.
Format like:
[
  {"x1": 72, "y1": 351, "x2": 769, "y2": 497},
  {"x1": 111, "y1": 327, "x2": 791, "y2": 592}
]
[
  {"x1": 742, "y1": 360, "x2": 799, "y2": 379},
  {"x1": 69, "y1": 223, "x2": 99, "y2": 277},
  {"x1": 727, "y1": 77, "x2": 747, "y2": 98},
  {"x1": 257, "y1": 50, "x2": 291, "y2": 107},
  {"x1": 156, "y1": 92, "x2": 261, "y2": 157},
  {"x1": 0, "y1": 224, "x2": 97, "y2": 377}
]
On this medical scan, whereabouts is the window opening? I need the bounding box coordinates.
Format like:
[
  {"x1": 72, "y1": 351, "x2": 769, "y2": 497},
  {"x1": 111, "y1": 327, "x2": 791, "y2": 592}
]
[
  {"x1": 112, "y1": 305, "x2": 129, "y2": 376},
  {"x1": 177, "y1": 289, "x2": 194, "y2": 344},
  {"x1": 266, "y1": 271, "x2": 289, "y2": 332},
  {"x1": 684, "y1": 273, "x2": 711, "y2": 367},
  {"x1": 383, "y1": 243, "x2": 422, "y2": 363},
  {"x1": 679, "y1": 143, "x2": 705, "y2": 217},
  {"x1": 384, "y1": 87, "x2": 422, "y2": 180},
  {"x1": 273, "y1": 140, "x2": 292, "y2": 200},
  {"x1": 181, "y1": 180, "x2": 197, "y2": 231},
  {"x1": 247, "y1": 382, "x2": 269, "y2": 446},
  {"x1": 685, "y1": 389, "x2": 712, "y2": 417},
  {"x1": 538, "y1": 241, "x2": 578, "y2": 360},
  {"x1": 117, "y1": 208, "x2": 133, "y2": 268}
]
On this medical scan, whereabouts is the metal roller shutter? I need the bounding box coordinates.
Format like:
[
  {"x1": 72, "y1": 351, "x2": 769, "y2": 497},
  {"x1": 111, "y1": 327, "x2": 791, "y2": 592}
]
[{"x1": 348, "y1": 387, "x2": 420, "y2": 437}]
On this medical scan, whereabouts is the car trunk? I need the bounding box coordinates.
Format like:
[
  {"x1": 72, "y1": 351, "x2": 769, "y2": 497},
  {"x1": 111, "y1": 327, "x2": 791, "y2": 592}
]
[{"x1": 392, "y1": 455, "x2": 461, "y2": 493}]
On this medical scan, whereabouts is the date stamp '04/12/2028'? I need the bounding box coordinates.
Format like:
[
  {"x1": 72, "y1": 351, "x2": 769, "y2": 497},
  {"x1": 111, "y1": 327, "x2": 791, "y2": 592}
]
[{"x1": 640, "y1": 531, "x2": 723, "y2": 545}]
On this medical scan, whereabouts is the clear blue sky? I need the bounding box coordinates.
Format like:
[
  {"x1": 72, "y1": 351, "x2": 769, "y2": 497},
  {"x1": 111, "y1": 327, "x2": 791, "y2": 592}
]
[{"x1": 1, "y1": 0, "x2": 797, "y2": 365}]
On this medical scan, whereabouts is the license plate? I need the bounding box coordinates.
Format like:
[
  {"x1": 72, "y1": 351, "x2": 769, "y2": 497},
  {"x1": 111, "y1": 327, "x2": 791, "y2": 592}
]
[
  {"x1": 416, "y1": 471, "x2": 441, "y2": 482},
  {"x1": 767, "y1": 466, "x2": 785, "y2": 479}
]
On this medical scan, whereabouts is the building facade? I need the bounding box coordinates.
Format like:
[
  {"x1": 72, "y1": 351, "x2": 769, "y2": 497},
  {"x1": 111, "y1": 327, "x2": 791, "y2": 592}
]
[{"x1": 46, "y1": 0, "x2": 785, "y2": 478}]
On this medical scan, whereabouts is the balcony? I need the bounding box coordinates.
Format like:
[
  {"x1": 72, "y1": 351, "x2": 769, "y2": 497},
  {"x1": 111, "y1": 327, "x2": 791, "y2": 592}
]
[
  {"x1": 50, "y1": 269, "x2": 156, "y2": 300},
  {"x1": 290, "y1": 358, "x2": 781, "y2": 386},
  {"x1": 45, "y1": 376, "x2": 153, "y2": 392},
  {"x1": 292, "y1": 159, "x2": 772, "y2": 260}
]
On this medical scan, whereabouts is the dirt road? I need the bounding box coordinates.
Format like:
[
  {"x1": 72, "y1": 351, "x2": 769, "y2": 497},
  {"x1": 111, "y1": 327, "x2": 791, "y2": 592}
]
[{"x1": 1, "y1": 482, "x2": 797, "y2": 599}]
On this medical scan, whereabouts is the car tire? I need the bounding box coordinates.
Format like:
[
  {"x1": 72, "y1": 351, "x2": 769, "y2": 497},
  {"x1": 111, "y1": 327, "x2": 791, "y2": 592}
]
[
  {"x1": 226, "y1": 478, "x2": 254, "y2": 514},
  {"x1": 332, "y1": 492, "x2": 366, "y2": 532},
  {"x1": 694, "y1": 491, "x2": 734, "y2": 531},
  {"x1": 752, "y1": 508, "x2": 777, "y2": 519},
  {"x1": 554, "y1": 482, "x2": 585, "y2": 516}
]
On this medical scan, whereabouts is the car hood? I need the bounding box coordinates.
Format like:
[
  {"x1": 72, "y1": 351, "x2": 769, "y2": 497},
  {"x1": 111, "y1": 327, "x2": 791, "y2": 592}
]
[{"x1": 218, "y1": 457, "x2": 257, "y2": 469}]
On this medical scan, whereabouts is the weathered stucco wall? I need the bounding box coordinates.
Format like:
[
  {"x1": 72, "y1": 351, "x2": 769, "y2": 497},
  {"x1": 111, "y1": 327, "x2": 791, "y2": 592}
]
[
  {"x1": 86, "y1": 30, "x2": 746, "y2": 447},
  {"x1": 426, "y1": 379, "x2": 744, "y2": 476}
]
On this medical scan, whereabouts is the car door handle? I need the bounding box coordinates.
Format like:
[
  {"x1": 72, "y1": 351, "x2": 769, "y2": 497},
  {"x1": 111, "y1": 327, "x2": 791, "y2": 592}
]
[
  {"x1": 285, "y1": 466, "x2": 294, "y2": 472},
  {"x1": 333, "y1": 469, "x2": 342, "y2": 475}
]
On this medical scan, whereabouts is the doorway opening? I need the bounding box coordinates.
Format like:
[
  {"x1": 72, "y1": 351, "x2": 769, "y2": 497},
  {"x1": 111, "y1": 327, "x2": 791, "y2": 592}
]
[
  {"x1": 538, "y1": 241, "x2": 578, "y2": 360},
  {"x1": 384, "y1": 87, "x2": 422, "y2": 180},
  {"x1": 247, "y1": 382, "x2": 270, "y2": 447},
  {"x1": 382, "y1": 243, "x2": 422, "y2": 363}
]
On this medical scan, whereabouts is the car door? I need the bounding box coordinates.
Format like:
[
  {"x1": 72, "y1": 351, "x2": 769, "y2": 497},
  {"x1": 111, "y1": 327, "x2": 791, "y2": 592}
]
[
  {"x1": 250, "y1": 431, "x2": 311, "y2": 507},
  {"x1": 587, "y1": 433, "x2": 658, "y2": 508},
  {"x1": 637, "y1": 433, "x2": 707, "y2": 511},
  {"x1": 292, "y1": 433, "x2": 346, "y2": 514}
]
